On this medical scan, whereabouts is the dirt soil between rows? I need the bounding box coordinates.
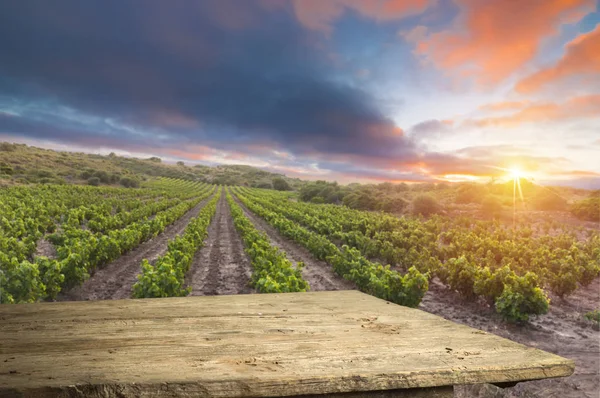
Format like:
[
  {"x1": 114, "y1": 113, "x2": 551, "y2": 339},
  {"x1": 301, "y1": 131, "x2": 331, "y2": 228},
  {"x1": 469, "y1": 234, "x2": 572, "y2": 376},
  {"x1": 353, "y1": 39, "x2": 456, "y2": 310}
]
[
  {"x1": 58, "y1": 195, "x2": 214, "y2": 301},
  {"x1": 231, "y1": 191, "x2": 355, "y2": 292},
  {"x1": 421, "y1": 277, "x2": 600, "y2": 398},
  {"x1": 186, "y1": 190, "x2": 254, "y2": 296}
]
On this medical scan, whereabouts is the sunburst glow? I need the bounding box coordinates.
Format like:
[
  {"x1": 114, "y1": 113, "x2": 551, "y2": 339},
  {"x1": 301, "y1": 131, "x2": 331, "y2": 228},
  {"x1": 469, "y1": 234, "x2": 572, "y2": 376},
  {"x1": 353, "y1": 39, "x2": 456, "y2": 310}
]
[{"x1": 510, "y1": 168, "x2": 522, "y2": 179}]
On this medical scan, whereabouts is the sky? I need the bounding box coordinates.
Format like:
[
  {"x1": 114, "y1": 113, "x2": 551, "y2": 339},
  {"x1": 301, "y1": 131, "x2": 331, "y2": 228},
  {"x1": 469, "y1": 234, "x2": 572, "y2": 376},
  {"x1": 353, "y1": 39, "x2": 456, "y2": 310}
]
[{"x1": 0, "y1": 0, "x2": 599, "y2": 187}]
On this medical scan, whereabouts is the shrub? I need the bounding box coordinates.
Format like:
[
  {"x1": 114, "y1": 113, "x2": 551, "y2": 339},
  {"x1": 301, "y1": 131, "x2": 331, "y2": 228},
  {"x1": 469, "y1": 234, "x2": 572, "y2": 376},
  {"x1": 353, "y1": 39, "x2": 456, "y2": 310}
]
[
  {"x1": 531, "y1": 190, "x2": 567, "y2": 211},
  {"x1": 93, "y1": 170, "x2": 110, "y2": 184},
  {"x1": 378, "y1": 196, "x2": 408, "y2": 213},
  {"x1": 570, "y1": 198, "x2": 599, "y2": 221},
  {"x1": 87, "y1": 176, "x2": 101, "y2": 186},
  {"x1": 444, "y1": 256, "x2": 478, "y2": 299},
  {"x1": 495, "y1": 272, "x2": 549, "y2": 323},
  {"x1": 35, "y1": 170, "x2": 55, "y2": 178},
  {"x1": 272, "y1": 177, "x2": 291, "y2": 191},
  {"x1": 412, "y1": 194, "x2": 441, "y2": 216},
  {"x1": 473, "y1": 266, "x2": 513, "y2": 305},
  {"x1": 0, "y1": 163, "x2": 13, "y2": 175},
  {"x1": 79, "y1": 170, "x2": 93, "y2": 179},
  {"x1": 584, "y1": 309, "x2": 600, "y2": 327},
  {"x1": 0, "y1": 142, "x2": 16, "y2": 151},
  {"x1": 119, "y1": 177, "x2": 140, "y2": 188},
  {"x1": 455, "y1": 184, "x2": 486, "y2": 204},
  {"x1": 254, "y1": 181, "x2": 273, "y2": 189},
  {"x1": 176, "y1": 161, "x2": 185, "y2": 166},
  {"x1": 481, "y1": 195, "x2": 503, "y2": 218}
]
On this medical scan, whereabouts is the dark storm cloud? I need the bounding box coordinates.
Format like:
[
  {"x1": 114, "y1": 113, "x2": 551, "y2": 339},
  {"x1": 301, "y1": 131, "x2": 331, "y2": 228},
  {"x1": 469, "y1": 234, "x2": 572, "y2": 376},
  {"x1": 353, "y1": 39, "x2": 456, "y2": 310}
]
[{"x1": 0, "y1": 0, "x2": 416, "y2": 162}]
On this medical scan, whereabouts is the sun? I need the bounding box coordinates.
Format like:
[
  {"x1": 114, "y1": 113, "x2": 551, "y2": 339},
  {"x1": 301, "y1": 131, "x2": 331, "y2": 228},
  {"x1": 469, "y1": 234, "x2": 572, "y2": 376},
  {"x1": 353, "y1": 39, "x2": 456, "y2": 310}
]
[{"x1": 509, "y1": 167, "x2": 522, "y2": 179}]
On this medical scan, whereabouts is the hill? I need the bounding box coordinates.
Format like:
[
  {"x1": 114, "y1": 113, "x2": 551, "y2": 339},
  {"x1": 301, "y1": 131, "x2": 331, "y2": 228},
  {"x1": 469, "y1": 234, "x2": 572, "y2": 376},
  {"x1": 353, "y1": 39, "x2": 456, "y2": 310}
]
[{"x1": 0, "y1": 142, "x2": 302, "y2": 189}]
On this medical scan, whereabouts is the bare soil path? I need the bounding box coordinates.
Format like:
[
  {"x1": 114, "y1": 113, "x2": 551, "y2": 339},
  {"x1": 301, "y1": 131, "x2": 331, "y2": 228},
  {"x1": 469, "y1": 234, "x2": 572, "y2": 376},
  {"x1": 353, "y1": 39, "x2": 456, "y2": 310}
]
[
  {"x1": 186, "y1": 189, "x2": 253, "y2": 296},
  {"x1": 58, "y1": 194, "x2": 215, "y2": 301},
  {"x1": 421, "y1": 277, "x2": 600, "y2": 398},
  {"x1": 231, "y1": 191, "x2": 355, "y2": 292}
]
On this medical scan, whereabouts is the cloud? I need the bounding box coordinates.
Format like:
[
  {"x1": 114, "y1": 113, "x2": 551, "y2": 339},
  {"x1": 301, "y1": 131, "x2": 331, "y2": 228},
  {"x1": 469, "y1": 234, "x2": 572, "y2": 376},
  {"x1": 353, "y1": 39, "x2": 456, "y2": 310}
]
[
  {"x1": 399, "y1": 25, "x2": 428, "y2": 43},
  {"x1": 0, "y1": 1, "x2": 421, "y2": 166},
  {"x1": 467, "y1": 95, "x2": 600, "y2": 127},
  {"x1": 478, "y1": 101, "x2": 532, "y2": 112},
  {"x1": 408, "y1": 119, "x2": 453, "y2": 141},
  {"x1": 516, "y1": 24, "x2": 600, "y2": 93},
  {"x1": 416, "y1": 0, "x2": 595, "y2": 85},
  {"x1": 292, "y1": 0, "x2": 431, "y2": 33}
]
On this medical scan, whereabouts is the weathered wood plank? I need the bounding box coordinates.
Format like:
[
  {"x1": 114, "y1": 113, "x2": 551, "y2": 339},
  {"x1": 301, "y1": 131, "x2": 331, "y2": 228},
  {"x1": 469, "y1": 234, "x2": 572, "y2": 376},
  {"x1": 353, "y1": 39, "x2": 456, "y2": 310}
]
[{"x1": 0, "y1": 291, "x2": 574, "y2": 397}]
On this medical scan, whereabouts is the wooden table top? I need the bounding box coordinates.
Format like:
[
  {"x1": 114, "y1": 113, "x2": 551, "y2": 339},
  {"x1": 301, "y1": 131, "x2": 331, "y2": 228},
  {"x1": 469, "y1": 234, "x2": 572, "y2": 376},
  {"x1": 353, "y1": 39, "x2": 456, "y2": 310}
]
[{"x1": 0, "y1": 291, "x2": 574, "y2": 397}]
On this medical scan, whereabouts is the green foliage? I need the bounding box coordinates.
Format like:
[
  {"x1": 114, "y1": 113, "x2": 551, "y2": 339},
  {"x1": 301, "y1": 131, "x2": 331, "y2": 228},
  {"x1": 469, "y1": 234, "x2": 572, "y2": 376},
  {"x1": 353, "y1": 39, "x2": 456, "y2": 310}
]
[
  {"x1": 0, "y1": 178, "x2": 214, "y2": 303},
  {"x1": 0, "y1": 142, "x2": 301, "y2": 188},
  {"x1": 473, "y1": 266, "x2": 513, "y2": 305},
  {"x1": 584, "y1": 309, "x2": 600, "y2": 326},
  {"x1": 119, "y1": 177, "x2": 140, "y2": 188},
  {"x1": 87, "y1": 177, "x2": 101, "y2": 186},
  {"x1": 133, "y1": 187, "x2": 218, "y2": 298},
  {"x1": 571, "y1": 197, "x2": 599, "y2": 221},
  {"x1": 234, "y1": 186, "x2": 598, "y2": 322},
  {"x1": 0, "y1": 142, "x2": 16, "y2": 152},
  {"x1": 531, "y1": 190, "x2": 567, "y2": 211},
  {"x1": 226, "y1": 190, "x2": 309, "y2": 293},
  {"x1": 456, "y1": 183, "x2": 487, "y2": 204},
  {"x1": 79, "y1": 170, "x2": 93, "y2": 179},
  {"x1": 481, "y1": 195, "x2": 503, "y2": 218},
  {"x1": 272, "y1": 177, "x2": 291, "y2": 191},
  {"x1": 442, "y1": 256, "x2": 479, "y2": 299},
  {"x1": 411, "y1": 194, "x2": 441, "y2": 216},
  {"x1": 233, "y1": 187, "x2": 428, "y2": 307},
  {"x1": 0, "y1": 162, "x2": 14, "y2": 175},
  {"x1": 495, "y1": 273, "x2": 549, "y2": 323},
  {"x1": 93, "y1": 170, "x2": 110, "y2": 184}
]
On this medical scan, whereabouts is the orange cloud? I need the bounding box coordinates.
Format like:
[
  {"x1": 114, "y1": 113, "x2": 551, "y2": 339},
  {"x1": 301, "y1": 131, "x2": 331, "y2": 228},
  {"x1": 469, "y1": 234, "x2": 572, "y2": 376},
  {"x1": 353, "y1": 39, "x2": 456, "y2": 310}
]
[
  {"x1": 470, "y1": 95, "x2": 600, "y2": 127},
  {"x1": 478, "y1": 101, "x2": 532, "y2": 112},
  {"x1": 292, "y1": 0, "x2": 431, "y2": 33},
  {"x1": 416, "y1": 0, "x2": 595, "y2": 84},
  {"x1": 555, "y1": 170, "x2": 600, "y2": 177},
  {"x1": 516, "y1": 24, "x2": 600, "y2": 93}
]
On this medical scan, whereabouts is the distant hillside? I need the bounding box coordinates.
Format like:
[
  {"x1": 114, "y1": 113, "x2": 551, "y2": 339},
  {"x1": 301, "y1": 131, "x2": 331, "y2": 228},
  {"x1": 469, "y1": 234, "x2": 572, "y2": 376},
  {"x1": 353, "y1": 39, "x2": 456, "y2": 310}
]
[{"x1": 0, "y1": 142, "x2": 303, "y2": 189}]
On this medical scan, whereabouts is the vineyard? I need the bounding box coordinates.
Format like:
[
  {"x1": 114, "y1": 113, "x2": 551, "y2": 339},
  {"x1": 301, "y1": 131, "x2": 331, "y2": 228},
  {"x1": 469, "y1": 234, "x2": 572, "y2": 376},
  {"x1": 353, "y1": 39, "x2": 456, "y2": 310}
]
[
  {"x1": 1, "y1": 178, "x2": 598, "y2": 395},
  {"x1": 2, "y1": 180, "x2": 598, "y2": 320}
]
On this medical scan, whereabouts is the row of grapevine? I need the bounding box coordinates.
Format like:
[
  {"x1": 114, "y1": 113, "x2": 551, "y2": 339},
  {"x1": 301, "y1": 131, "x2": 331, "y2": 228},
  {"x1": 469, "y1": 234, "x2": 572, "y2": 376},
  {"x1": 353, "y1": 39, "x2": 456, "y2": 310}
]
[
  {"x1": 238, "y1": 187, "x2": 599, "y2": 321},
  {"x1": 232, "y1": 187, "x2": 428, "y2": 307},
  {"x1": 0, "y1": 179, "x2": 214, "y2": 303},
  {"x1": 226, "y1": 189, "x2": 309, "y2": 293},
  {"x1": 133, "y1": 186, "x2": 220, "y2": 298}
]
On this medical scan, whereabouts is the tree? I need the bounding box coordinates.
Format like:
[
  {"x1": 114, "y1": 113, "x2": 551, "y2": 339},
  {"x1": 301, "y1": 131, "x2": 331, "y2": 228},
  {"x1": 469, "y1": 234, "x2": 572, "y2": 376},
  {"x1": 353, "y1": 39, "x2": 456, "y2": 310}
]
[
  {"x1": 411, "y1": 194, "x2": 441, "y2": 216},
  {"x1": 93, "y1": 170, "x2": 110, "y2": 184},
  {"x1": 531, "y1": 190, "x2": 567, "y2": 211},
  {"x1": 481, "y1": 195, "x2": 503, "y2": 218},
  {"x1": 177, "y1": 161, "x2": 185, "y2": 166},
  {"x1": 272, "y1": 177, "x2": 291, "y2": 191},
  {"x1": 87, "y1": 177, "x2": 100, "y2": 186},
  {"x1": 119, "y1": 177, "x2": 140, "y2": 188}
]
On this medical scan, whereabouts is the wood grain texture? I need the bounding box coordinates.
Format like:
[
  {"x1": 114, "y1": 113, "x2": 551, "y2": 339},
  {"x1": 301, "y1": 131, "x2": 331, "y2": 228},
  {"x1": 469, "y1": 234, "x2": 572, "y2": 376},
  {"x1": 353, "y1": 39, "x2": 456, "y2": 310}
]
[{"x1": 0, "y1": 291, "x2": 574, "y2": 397}]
